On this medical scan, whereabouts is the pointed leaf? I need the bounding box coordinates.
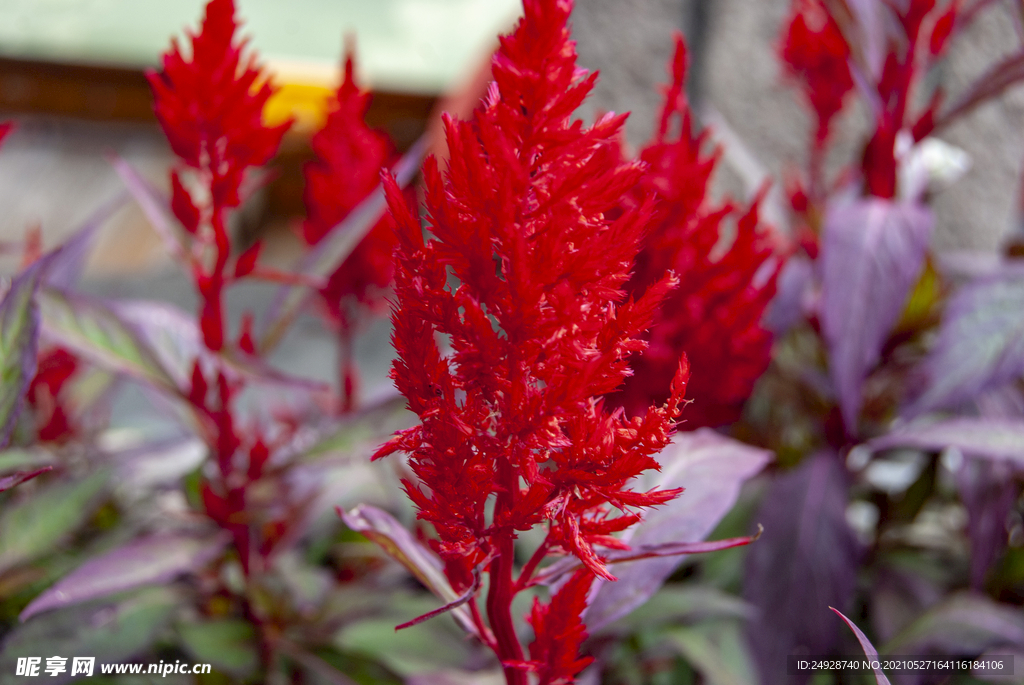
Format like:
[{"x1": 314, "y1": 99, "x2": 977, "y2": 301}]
[
  {"x1": 0, "y1": 254, "x2": 53, "y2": 446},
  {"x1": 339, "y1": 504, "x2": 478, "y2": 637},
  {"x1": 0, "y1": 587, "x2": 178, "y2": 685},
  {"x1": 21, "y1": 532, "x2": 229, "y2": 620},
  {"x1": 584, "y1": 429, "x2": 771, "y2": 631},
  {"x1": 821, "y1": 199, "x2": 933, "y2": 432},
  {"x1": 831, "y1": 608, "x2": 892, "y2": 685},
  {"x1": 744, "y1": 452, "x2": 860, "y2": 685},
  {"x1": 0, "y1": 466, "x2": 51, "y2": 493},
  {"x1": 109, "y1": 155, "x2": 186, "y2": 261},
  {"x1": 0, "y1": 470, "x2": 110, "y2": 573},
  {"x1": 260, "y1": 137, "x2": 426, "y2": 353},
  {"x1": 883, "y1": 592, "x2": 1024, "y2": 655},
  {"x1": 533, "y1": 530, "x2": 761, "y2": 588},
  {"x1": 870, "y1": 417, "x2": 1024, "y2": 465},
  {"x1": 115, "y1": 299, "x2": 327, "y2": 393},
  {"x1": 38, "y1": 287, "x2": 179, "y2": 394},
  {"x1": 907, "y1": 269, "x2": 1024, "y2": 415}
]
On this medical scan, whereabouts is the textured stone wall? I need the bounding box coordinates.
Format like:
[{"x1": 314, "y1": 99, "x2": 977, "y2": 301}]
[{"x1": 570, "y1": 0, "x2": 1024, "y2": 252}]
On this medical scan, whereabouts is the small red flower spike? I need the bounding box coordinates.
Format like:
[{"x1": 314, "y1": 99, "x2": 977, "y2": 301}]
[
  {"x1": 148, "y1": 0, "x2": 291, "y2": 351},
  {"x1": 780, "y1": 0, "x2": 854, "y2": 146},
  {"x1": 610, "y1": 35, "x2": 781, "y2": 429},
  {"x1": 302, "y1": 47, "x2": 402, "y2": 411}
]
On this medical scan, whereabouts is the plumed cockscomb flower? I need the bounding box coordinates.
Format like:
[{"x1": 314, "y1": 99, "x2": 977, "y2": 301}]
[
  {"x1": 148, "y1": 0, "x2": 289, "y2": 192},
  {"x1": 610, "y1": 36, "x2": 781, "y2": 429},
  {"x1": 149, "y1": 0, "x2": 291, "y2": 351},
  {"x1": 781, "y1": 0, "x2": 854, "y2": 146},
  {"x1": 375, "y1": 0, "x2": 687, "y2": 681},
  {"x1": 301, "y1": 49, "x2": 401, "y2": 411},
  {"x1": 302, "y1": 49, "x2": 398, "y2": 314}
]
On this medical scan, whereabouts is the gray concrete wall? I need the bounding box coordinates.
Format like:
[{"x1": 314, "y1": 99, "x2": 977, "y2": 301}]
[{"x1": 570, "y1": 0, "x2": 1024, "y2": 252}]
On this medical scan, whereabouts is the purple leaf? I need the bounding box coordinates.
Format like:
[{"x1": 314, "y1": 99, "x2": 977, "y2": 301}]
[
  {"x1": 764, "y1": 254, "x2": 814, "y2": 335},
  {"x1": 584, "y1": 429, "x2": 771, "y2": 632},
  {"x1": 37, "y1": 287, "x2": 179, "y2": 395},
  {"x1": 46, "y1": 191, "x2": 128, "y2": 291},
  {"x1": 532, "y1": 529, "x2": 762, "y2": 588},
  {"x1": 339, "y1": 504, "x2": 478, "y2": 637},
  {"x1": 955, "y1": 459, "x2": 1019, "y2": 589},
  {"x1": 20, "y1": 532, "x2": 229, "y2": 620},
  {"x1": 259, "y1": 136, "x2": 427, "y2": 353},
  {"x1": 744, "y1": 452, "x2": 860, "y2": 685},
  {"x1": 0, "y1": 466, "x2": 52, "y2": 492},
  {"x1": 109, "y1": 155, "x2": 186, "y2": 262},
  {"x1": 820, "y1": 199, "x2": 933, "y2": 433},
  {"x1": 396, "y1": 562, "x2": 483, "y2": 630},
  {"x1": 831, "y1": 608, "x2": 892, "y2": 685},
  {"x1": 906, "y1": 269, "x2": 1024, "y2": 416},
  {"x1": 0, "y1": 255, "x2": 52, "y2": 447},
  {"x1": 884, "y1": 592, "x2": 1024, "y2": 655},
  {"x1": 870, "y1": 417, "x2": 1024, "y2": 465},
  {"x1": 114, "y1": 299, "x2": 328, "y2": 394}
]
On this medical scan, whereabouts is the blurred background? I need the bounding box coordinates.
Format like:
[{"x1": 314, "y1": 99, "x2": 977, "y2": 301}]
[
  {"x1": 0, "y1": 0, "x2": 1021, "y2": 391},
  {"x1": 2, "y1": 0, "x2": 1021, "y2": 274}
]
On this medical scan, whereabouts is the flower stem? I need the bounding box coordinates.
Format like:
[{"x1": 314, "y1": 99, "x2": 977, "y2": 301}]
[{"x1": 486, "y1": 530, "x2": 527, "y2": 685}]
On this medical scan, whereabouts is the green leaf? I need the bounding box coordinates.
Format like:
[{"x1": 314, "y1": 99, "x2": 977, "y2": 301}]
[
  {"x1": 0, "y1": 257, "x2": 47, "y2": 447},
  {"x1": 664, "y1": 620, "x2": 758, "y2": 685},
  {"x1": 604, "y1": 586, "x2": 751, "y2": 634},
  {"x1": 0, "y1": 447, "x2": 54, "y2": 473},
  {"x1": 883, "y1": 592, "x2": 1024, "y2": 655},
  {"x1": 0, "y1": 587, "x2": 179, "y2": 685},
  {"x1": 335, "y1": 597, "x2": 471, "y2": 677},
  {"x1": 0, "y1": 470, "x2": 110, "y2": 573},
  {"x1": 177, "y1": 619, "x2": 259, "y2": 677},
  {"x1": 38, "y1": 287, "x2": 179, "y2": 395}
]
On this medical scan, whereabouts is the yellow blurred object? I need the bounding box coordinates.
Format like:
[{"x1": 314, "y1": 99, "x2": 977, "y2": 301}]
[
  {"x1": 264, "y1": 81, "x2": 333, "y2": 133},
  {"x1": 262, "y1": 59, "x2": 343, "y2": 134}
]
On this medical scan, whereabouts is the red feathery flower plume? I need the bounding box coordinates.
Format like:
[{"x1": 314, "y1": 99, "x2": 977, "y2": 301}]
[
  {"x1": 0, "y1": 122, "x2": 13, "y2": 148},
  {"x1": 610, "y1": 36, "x2": 780, "y2": 429},
  {"x1": 375, "y1": 0, "x2": 687, "y2": 681},
  {"x1": 302, "y1": 49, "x2": 400, "y2": 410},
  {"x1": 148, "y1": 0, "x2": 290, "y2": 350},
  {"x1": 781, "y1": 0, "x2": 854, "y2": 146},
  {"x1": 302, "y1": 49, "x2": 398, "y2": 312},
  {"x1": 149, "y1": 0, "x2": 294, "y2": 572}
]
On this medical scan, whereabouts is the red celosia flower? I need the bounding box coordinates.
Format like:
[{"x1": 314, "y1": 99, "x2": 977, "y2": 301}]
[
  {"x1": 301, "y1": 49, "x2": 402, "y2": 411},
  {"x1": 375, "y1": 0, "x2": 687, "y2": 681},
  {"x1": 781, "y1": 0, "x2": 854, "y2": 145},
  {"x1": 27, "y1": 347, "x2": 79, "y2": 443},
  {"x1": 610, "y1": 36, "x2": 780, "y2": 429},
  {"x1": 148, "y1": 0, "x2": 288, "y2": 181},
  {"x1": 0, "y1": 122, "x2": 13, "y2": 148},
  {"x1": 150, "y1": 0, "x2": 298, "y2": 576},
  {"x1": 148, "y1": 0, "x2": 290, "y2": 351}
]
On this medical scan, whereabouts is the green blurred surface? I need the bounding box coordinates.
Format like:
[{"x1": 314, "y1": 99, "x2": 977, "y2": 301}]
[{"x1": 0, "y1": 0, "x2": 521, "y2": 93}]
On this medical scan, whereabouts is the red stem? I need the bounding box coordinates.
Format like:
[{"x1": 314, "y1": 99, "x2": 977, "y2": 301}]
[
  {"x1": 486, "y1": 461, "x2": 527, "y2": 685},
  {"x1": 486, "y1": 531, "x2": 527, "y2": 685}
]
